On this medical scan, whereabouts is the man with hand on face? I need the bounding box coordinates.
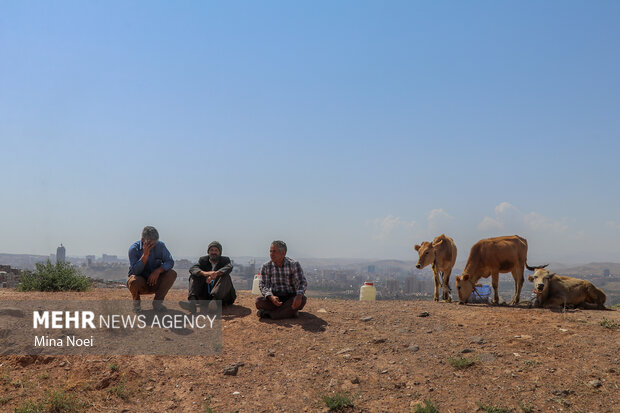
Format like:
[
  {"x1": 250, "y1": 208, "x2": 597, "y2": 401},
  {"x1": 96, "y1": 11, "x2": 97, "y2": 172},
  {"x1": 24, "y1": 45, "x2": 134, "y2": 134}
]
[
  {"x1": 255, "y1": 240, "x2": 308, "y2": 319},
  {"x1": 181, "y1": 241, "x2": 236, "y2": 313},
  {"x1": 127, "y1": 226, "x2": 176, "y2": 312}
]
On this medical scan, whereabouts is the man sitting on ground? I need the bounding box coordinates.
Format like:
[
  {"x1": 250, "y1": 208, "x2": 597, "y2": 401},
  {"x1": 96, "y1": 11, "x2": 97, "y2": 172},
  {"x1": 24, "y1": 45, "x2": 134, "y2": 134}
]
[
  {"x1": 255, "y1": 240, "x2": 307, "y2": 319},
  {"x1": 181, "y1": 241, "x2": 236, "y2": 313},
  {"x1": 127, "y1": 226, "x2": 176, "y2": 312}
]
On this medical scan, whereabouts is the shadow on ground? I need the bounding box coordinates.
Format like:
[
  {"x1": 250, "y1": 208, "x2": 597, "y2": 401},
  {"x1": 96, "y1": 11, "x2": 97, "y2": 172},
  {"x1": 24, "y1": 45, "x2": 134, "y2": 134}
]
[{"x1": 258, "y1": 312, "x2": 328, "y2": 333}]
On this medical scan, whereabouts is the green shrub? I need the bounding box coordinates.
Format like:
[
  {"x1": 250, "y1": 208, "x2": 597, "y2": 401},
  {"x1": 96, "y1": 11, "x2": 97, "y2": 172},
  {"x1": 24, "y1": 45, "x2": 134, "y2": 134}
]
[
  {"x1": 321, "y1": 391, "x2": 354, "y2": 411},
  {"x1": 45, "y1": 390, "x2": 83, "y2": 412},
  {"x1": 476, "y1": 402, "x2": 513, "y2": 413},
  {"x1": 13, "y1": 400, "x2": 45, "y2": 413},
  {"x1": 448, "y1": 356, "x2": 477, "y2": 369},
  {"x1": 599, "y1": 318, "x2": 618, "y2": 329},
  {"x1": 413, "y1": 399, "x2": 440, "y2": 413},
  {"x1": 17, "y1": 260, "x2": 91, "y2": 292}
]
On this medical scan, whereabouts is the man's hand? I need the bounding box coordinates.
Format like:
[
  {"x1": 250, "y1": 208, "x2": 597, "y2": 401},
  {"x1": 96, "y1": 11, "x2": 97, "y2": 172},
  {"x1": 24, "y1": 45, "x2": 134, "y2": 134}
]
[
  {"x1": 142, "y1": 240, "x2": 155, "y2": 262},
  {"x1": 201, "y1": 270, "x2": 219, "y2": 282},
  {"x1": 148, "y1": 268, "x2": 163, "y2": 286},
  {"x1": 268, "y1": 295, "x2": 282, "y2": 307},
  {"x1": 292, "y1": 294, "x2": 303, "y2": 310}
]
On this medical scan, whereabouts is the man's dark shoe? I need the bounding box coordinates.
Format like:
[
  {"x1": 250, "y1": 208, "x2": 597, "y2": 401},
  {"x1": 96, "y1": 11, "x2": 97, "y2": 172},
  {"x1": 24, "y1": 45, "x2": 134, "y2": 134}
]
[
  {"x1": 179, "y1": 300, "x2": 197, "y2": 313},
  {"x1": 152, "y1": 302, "x2": 168, "y2": 312},
  {"x1": 257, "y1": 309, "x2": 270, "y2": 318}
]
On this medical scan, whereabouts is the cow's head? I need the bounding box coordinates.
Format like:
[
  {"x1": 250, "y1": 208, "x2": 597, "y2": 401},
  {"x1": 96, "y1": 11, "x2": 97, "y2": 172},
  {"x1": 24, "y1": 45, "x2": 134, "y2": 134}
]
[
  {"x1": 528, "y1": 268, "x2": 555, "y2": 296},
  {"x1": 414, "y1": 238, "x2": 443, "y2": 269},
  {"x1": 455, "y1": 273, "x2": 474, "y2": 304}
]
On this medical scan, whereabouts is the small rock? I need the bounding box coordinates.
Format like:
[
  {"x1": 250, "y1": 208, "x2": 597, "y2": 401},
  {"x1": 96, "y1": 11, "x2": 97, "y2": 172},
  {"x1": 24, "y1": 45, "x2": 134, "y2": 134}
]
[
  {"x1": 145, "y1": 385, "x2": 154, "y2": 391},
  {"x1": 232, "y1": 391, "x2": 240, "y2": 396},
  {"x1": 407, "y1": 346, "x2": 419, "y2": 352},
  {"x1": 58, "y1": 361, "x2": 67, "y2": 367},
  {"x1": 380, "y1": 370, "x2": 388, "y2": 374},
  {"x1": 317, "y1": 308, "x2": 327, "y2": 313},
  {"x1": 361, "y1": 316, "x2": 373, "y2": 322},
  {"x1": 551, "y1": 389, "x2": 574, "y2": 397},
  {"x1": 417, "y1": 312, "x2": 430, "y2": 317},
  {"x1": 336, "y1": 348, "x2": 353, "y2": 355},
  {"x1": 460, "y1": 349, "x2": 474, "y2": 354},
  {"x1": 267, "y1": 350, "x2": 275, "y2": 357},
  {"x1": 468, "y1": 337, "x2": 484, "y2": 345},
  {"x1": 426, "y1": 330, "x2": 433, "y2": 334},
  {"x1": 588, "y1": 379, "x2": 602, "y2": 388},
  {"x1": 372, "y1": 338, "x2": 387, "y2": 344},
  {"x1": 351, "y1": 377, "x2": 360, "y2": 384},
  {"x1": 223, "y1": 365, "x2": 239, "y2": 376},
  {"x1": 478, "y1": 353, "x2": 496, "y2": 363}
]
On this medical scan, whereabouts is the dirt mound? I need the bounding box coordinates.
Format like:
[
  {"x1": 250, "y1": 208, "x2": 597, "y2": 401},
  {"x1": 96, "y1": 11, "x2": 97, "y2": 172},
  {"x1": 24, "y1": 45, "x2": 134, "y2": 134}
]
[{"x1": 1, "y1": 289, "x2": 619, "y2": 412}]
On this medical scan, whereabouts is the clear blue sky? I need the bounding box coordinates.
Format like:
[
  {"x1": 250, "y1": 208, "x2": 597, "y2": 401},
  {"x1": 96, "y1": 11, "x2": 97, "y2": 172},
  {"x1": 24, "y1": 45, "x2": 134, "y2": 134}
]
[{"x1": 1, "y1": 1, "x2": 619, "y2": 263}]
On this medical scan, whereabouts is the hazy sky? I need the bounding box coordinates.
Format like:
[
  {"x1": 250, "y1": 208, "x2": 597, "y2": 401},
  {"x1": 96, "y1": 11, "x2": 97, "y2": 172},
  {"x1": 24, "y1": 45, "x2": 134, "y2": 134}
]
[{"x1": 1, "y1": 1, "x2": 619, "y2": 263}]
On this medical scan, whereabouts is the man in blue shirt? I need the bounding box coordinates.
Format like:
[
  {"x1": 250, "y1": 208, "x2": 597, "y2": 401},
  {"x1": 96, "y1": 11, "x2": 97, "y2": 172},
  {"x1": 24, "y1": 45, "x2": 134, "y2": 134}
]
[{"x1": 127, "y1": 226, "x2": 176, "y2": 312}]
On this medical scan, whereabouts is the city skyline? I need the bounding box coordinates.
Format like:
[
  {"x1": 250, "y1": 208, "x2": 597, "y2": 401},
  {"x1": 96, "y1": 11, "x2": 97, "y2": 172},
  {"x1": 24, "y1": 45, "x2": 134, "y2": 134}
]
[{"x1": 1, "y1": 2, "x2": 620, "y2": 263}]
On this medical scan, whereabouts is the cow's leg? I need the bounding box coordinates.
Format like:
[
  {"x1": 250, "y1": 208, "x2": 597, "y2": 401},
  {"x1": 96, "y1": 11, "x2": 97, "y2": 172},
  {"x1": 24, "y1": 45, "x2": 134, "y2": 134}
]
[
  {"x1": 511, "y1": 269, "x2": 524, "y2": 306},
  {"x1": 491, "y1": 273, "x2": 500, "y2": 304},
  {"x1": 432, "y1": 267, "x2": 440, "y2": 301},
  {"x1": 442, "y1": 269, "x2": 453, "y2": 302}
]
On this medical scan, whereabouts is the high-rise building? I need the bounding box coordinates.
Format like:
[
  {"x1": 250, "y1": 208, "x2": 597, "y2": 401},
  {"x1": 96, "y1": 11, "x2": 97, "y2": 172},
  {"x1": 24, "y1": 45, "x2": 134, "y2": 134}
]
[
  {"x1": 404, "y1": 276, "x2": 417, "y2": 293},
  {"x1": 386, "y1": 279, "x2": 400, "y2": 292},
  {"x1": 56, "y1": 244, "x2": 66, "y2": 264}
]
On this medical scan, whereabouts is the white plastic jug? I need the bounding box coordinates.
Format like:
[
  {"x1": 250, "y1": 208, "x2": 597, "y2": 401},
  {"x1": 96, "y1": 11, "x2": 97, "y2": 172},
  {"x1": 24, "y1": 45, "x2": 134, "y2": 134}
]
[
  {"x1": 251, "y1": 274, "x2": 261, "y2": 295},
  {"x1": 359, "y1": 282, "x2": 376, "y2": 301}
]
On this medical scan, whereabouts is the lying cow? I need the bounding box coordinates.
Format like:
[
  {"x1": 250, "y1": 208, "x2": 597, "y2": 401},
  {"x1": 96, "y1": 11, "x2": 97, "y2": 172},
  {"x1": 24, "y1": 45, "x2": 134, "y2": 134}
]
[
  {"x1": 455, "y1": 235, "x2": 545, "y2": 305},
  {"x1": 414, "y1": 234, "x2": 457, "y2": 302},
  {"x1": 528, "y1": 268, "x2": 606, "y2": 309}
]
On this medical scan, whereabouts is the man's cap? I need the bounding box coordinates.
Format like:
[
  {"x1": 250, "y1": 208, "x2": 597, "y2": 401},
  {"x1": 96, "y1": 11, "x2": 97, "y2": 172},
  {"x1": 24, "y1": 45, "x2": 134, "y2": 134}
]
[{"x1": 208, "y1": 241, "x2": 222, "y2": 254}]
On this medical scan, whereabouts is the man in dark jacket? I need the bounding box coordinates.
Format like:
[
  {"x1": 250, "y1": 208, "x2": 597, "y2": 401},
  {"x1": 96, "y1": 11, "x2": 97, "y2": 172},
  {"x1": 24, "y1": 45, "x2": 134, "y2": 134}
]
[{"x1": 181, "y1": 241, "x2": 236, "y2": 312}]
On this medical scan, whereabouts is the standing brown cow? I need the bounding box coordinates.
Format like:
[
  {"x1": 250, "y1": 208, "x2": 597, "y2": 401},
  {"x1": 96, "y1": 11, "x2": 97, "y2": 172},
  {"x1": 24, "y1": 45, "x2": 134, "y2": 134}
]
[
  {"x1": 455, "y1": 235, "x2": 545, "y2": 305},
  {"x1": 414, "y1": 234, "x2": 457, "y2": 302}
]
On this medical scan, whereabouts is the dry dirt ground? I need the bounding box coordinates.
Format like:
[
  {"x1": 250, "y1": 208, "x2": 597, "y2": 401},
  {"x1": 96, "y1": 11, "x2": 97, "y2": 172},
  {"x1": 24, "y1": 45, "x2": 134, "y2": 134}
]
[{"x1": 0, "y1": 288, "x2": 619, "y2": 413}]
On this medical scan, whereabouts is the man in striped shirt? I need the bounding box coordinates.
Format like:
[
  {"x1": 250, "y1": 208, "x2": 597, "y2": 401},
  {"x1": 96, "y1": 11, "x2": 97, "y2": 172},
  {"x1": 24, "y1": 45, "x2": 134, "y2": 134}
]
[{"x1": 255, "y1": 240, "x2": 308, "y2": 319}]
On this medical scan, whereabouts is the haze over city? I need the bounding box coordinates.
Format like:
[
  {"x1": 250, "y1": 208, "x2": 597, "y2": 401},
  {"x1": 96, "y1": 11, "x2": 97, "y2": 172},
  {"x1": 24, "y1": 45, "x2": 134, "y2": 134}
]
[{"x1": 1, "y1": 2, "x2": 620, "y2": 264}]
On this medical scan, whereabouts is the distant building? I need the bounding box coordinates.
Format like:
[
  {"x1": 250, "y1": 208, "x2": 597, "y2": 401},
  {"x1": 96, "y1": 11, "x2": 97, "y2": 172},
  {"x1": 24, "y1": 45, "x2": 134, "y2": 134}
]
[
  {"x1": 102, "y1": 254, "x2": 118, "y2": 263},
  {"x1": 0, "y1": 265, "x2": 22, "y2": 288},
  {"x1": 386, "y1": 279, "x2": 400, "y2": 293},
  {"x1": 86, "y1": 255, "x2": 96, "y2": 267},
  {"x1": 57, "y1": 244, "x2": 66, "y2": 264},
  {"x1": 368, "y1": 265, "x2": 376, "y2": 274},
  {"x1": 404, "y1": 276, "x2": 417, "y2": 294}
]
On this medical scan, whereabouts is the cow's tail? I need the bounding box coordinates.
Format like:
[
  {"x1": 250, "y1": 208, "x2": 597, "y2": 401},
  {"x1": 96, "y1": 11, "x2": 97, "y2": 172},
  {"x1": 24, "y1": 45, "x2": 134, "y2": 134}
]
[{"x1": 526, "y1": 263, "x2": 548, "y2": 271}]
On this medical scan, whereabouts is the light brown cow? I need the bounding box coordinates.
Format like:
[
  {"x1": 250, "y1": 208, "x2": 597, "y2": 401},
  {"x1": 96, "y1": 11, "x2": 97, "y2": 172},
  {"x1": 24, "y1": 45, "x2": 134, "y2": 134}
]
[
  {"x1": 455, "y1": 235, "x2": 544, "y2": 305},
  {"x1": 414, "y1": 234, "x2": 457, "y2": 302},
  {"x1": 528, "y1": 268, "x2": 606, "y2": 309}
]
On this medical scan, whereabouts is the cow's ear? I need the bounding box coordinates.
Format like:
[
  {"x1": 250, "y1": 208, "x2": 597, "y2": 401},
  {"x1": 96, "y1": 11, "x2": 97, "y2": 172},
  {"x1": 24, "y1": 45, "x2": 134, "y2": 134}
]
[
  {"x1": 528, "y1": 275, "x2": 534, "y2": 282},
  {"x1": 414, "y1": 244, "x2": 421, "y2": 251},
  {"x1": 547, "y1": 273, "x2": 556, "y2": 279},
  {"x1": 462, "y1": 274, "x2": 469, "y2": 281},
  {"x1": 455, "y1": 275, "x2": 461, "y2": 281},
  {"x1": 432, "y1": 239, "x2": 443, "y2": 248}
]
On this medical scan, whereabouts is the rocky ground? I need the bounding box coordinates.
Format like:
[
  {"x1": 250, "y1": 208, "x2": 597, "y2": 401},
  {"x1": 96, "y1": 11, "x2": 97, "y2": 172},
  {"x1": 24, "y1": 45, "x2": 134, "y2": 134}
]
[{"x1": 0, "y1": 288, "x2": 619, "y2": 413}]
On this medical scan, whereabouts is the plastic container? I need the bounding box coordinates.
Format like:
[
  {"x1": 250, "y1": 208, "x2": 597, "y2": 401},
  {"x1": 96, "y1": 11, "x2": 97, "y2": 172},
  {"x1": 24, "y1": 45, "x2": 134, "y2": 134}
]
[
  {"x1": 359, "y1": 282, "x2": 377, "y2": 301},
  {"x1": 251, "y1": 274, "x2": 262, "y2": 295}
]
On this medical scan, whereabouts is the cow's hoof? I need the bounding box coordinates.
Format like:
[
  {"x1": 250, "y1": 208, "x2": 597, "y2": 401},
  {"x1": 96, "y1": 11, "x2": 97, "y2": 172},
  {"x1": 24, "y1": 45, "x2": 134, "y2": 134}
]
[{"x1": 433, "y1": 298, "x2": 439, "y2": 302}]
